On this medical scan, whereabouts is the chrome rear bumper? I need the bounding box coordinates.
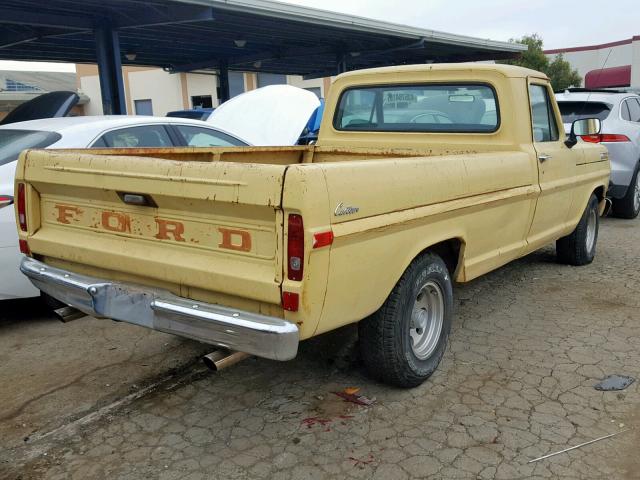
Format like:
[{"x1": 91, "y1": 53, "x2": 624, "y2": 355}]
[{"x1": 21, "y1": 257, "x2": 298, "y2": 361}]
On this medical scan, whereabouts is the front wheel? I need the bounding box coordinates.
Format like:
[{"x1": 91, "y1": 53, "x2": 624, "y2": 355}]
[
  {"x1": 359, "y1": 252, "x2": 453, "y2": 388},
  {"x1": 556, "y1": 194, "x2": 600, "y2": 266}
]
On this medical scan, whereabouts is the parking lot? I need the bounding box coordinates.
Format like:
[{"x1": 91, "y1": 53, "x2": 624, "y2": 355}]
[{"x1": 0, "y1": 215, "x2": 637, "y2": 479}]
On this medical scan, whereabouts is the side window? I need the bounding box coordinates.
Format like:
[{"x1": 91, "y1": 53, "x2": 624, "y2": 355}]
[
  {"x1": 529, "y1": 84, "x2": 559, "y2": 142},
  {"x1": 91, "y1": 136, "x2": 107, "y2": 148},
  {"x1": 621, "y1": 101, "x2": 631, "y2": 121},
  {"x1": 96, "y1": 125, "x2": 172, "y2": 148},
  {"x1": 173, "y1": 125, "x2": 247, "y2": 147},
  {"x1": 626, "y1": 99, "x2": 640, "y2": 122}
]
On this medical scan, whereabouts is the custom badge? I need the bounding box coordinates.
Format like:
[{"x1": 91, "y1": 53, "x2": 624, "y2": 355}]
[{"x1": 334, "y1": 202, "x2": 359, "y2": 217}]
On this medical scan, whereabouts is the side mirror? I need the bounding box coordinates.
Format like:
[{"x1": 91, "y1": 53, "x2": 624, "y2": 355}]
[{"x1": 565, "y1": 118, "x2": 602, "y2": 148}]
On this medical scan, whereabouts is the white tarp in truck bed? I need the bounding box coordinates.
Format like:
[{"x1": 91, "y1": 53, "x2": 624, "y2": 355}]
[{"x1": 207, "y1": 85, "x2": 320, "y2": 146}]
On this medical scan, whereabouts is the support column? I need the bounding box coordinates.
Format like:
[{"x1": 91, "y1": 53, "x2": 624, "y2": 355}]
[
  {"x1": 336, "y1": 53, "x2": 347, "y2": 75},
  {"x1": 95, "y1": 21, "x2": 126, "y2": 115},
  {"x1": 218, "y1": 60, "x2": 230, "y2": 104}
]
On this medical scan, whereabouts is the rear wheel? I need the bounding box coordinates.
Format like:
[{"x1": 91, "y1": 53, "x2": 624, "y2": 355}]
[
  {"x1": 359, "y1": 252, "x2": 453, "y2": 388},
  {"x1": 612, "y1": 165, "x2": 640, "y2": 219},
  {"x1": 556, "y1": 194, "x2": 600, "y2": 266}
]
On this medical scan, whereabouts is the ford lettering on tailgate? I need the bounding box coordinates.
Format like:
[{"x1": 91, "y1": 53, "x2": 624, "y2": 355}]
[{"x1": 46, "y1": 201, "x2": 273, "y2": 258}]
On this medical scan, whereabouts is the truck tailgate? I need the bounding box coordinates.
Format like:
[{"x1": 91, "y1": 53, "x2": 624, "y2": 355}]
[{"x1": 19, "y1": 150, "x2": 287, "y2": 305}]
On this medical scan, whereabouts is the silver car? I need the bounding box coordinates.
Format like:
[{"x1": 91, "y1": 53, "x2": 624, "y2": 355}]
[{"x1": 556, "y1": 90, "x2": 640, "y2": 218}]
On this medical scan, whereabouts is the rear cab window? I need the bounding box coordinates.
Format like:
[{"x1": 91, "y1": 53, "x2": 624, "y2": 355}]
[
  {"x1": 0, "y1": 130, "x2": 61, "y2": 166},
  {"x1": 334, "y1": 84, "x2": 499, "y2": 133}
]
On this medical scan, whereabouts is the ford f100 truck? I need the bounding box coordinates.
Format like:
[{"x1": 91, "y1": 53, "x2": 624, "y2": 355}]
[{"x1": 15, "y1": 64, "x2": 609, "y2": 387}]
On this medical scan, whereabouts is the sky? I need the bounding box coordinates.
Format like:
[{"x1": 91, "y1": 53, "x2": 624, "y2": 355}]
[
  {"x1": 0, "y1": 0, "x2": 635, "y2": 71},
  {"x1": 284, "y1": 0, "x2": 637, "y2": 50}
]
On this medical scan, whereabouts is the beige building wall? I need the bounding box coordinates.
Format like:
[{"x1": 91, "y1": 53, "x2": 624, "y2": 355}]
[
  {"x1": 632, "y1": 39, "x2": 640, "y2": 88},
  {"x1": 286, "y1": 75, "x2": 327, "y2": 96},
  {"x1": 79, "y1": 74, "x2": 104, "y2": 116},
  {"x1": 545, "y1": 36, "x2": 639, "y2": 89},
  {"x1": 546, "y1": 44, "x2": 632, "y2": 81},
  {"x1": 76, "y1": 65, "x2": 333, "y2": 116},
  {"x1": 127, "y1": 69, "x2": 184, "y2": 115},
  {"x1": 185, "y1": 74, "x2": 219, "y2": 106}
]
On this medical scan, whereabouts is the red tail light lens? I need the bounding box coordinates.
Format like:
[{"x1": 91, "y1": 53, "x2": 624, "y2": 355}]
[
  {"x1": 17, "y1": 183, "x2": 27, "y2": 232},
  {"x1": 282, "y1": 291, "x2": 299, "y2": 312},
  {"x1": 580, "y1": 134, "x2": 630, "y2": 143},
  {"x1": 19, "y1": 239, "x2": 30, "y2": 255},
  {"x1": 287, "y1": 214, "x2": 304, "y2": 281}
]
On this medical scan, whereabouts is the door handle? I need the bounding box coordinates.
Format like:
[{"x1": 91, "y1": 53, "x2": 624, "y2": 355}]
[{"x1": 538, "y1": 154, "x2": 552, "y2": 163}]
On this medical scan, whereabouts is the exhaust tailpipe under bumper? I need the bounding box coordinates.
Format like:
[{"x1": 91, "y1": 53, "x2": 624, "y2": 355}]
[{"x1": 203, "y1": 350, "x2": 250, "y2": 371}]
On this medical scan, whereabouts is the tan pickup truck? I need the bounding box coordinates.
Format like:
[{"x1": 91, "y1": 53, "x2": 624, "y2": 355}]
[{"x1": 16, "y1": 64, "x2": 609, "y2": 387}]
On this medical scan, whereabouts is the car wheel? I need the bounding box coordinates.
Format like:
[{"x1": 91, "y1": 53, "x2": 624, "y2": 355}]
[
  {"x1": 359, "y1": 252, "x2": 453, "y2": 388},
  {"x1": 557, "y1": 193, "x2": 600, "y2": 266},
  {"x1": 612, "y1": 165, "x2": 640, "y2": 219}
]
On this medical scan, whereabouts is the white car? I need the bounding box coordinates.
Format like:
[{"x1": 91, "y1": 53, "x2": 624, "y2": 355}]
[
  {"x1": 1, "y1": 86, "x2": 321, "y2": 300},
  {"x1": 0, "y1": 115, "x2": 249, "y2": 300}
]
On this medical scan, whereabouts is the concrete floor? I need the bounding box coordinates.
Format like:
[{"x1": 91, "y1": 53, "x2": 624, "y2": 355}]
[{"x1": 1, "y1": 216, "x2": 639, "y2": 479}]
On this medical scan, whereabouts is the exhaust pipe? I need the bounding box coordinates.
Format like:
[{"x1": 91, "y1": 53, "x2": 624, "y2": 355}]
[
  {"x1": 54, "y1": 306, "x2": 85, "y2": 322},
  {"x1": 203, "y1": 350, "x2": 250, "y2": 371}
]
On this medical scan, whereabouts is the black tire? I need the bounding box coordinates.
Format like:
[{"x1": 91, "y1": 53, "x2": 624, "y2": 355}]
[
  {"x1": 40, "y1": 291, "x2": 66, "y2": 311},
  {"x1": 612, "y1": 165, "x2": 640, "y2": 219},
  {"x1": 359, "y1": 252, "x2": 453, "y2": 388},
  {"x1": 556, "y1": 194, "x2": 600, "y2": 266}
]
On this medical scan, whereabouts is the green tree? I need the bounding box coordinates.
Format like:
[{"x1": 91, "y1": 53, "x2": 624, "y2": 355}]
[
  {"x1": 499, "y1": 34, "x2": 582, "y2": 90},
  {"x1": 547, "y1": 53, "x2": 583, "y2": 91}
]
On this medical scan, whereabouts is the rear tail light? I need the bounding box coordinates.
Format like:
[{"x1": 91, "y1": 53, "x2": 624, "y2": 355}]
[
  {"x1": 19, "y1": 239, "x2": 30, "y2": 255},
  {"x1": 17, "y1": 183, "x2": 27, "y2": 232},
  {"x1": 0, "y1": 195, "x2": 13, "y2": 209},
  {"x1": 282, "y1": 291, "x2": 299, "y2": 312},
  {"x1": 580, "y1": 134, "x2": 630, "y2": 143},
  {"x1": 287, "y1": 214, "x2": 304, "y2": 281}
]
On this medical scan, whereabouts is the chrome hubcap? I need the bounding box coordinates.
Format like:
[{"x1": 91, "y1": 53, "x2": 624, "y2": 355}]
[
  {"x1": 585, "y1": 208, "x2": 597, "y2": 254},
  {"x1": 634, "y1": 175, "x2": 640, "y2": 213},
  {"x1": 409, "y1": 281, "x2": 444, "y2": 360}
]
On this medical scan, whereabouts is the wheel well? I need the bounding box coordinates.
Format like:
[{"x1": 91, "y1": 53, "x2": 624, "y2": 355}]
[
  {"x1": 423, "y1": 238, "x2": 463, "y2": 278},
  {"x1": 594, "y1": 186, "x2": 605, "y2": 202}
]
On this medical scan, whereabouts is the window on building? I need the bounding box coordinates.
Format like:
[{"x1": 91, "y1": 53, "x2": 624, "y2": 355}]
[
  {"x1": 229, "y1": 72, "x2": 245, "y2": 98},
  {"x1": 257, "y1": 73, "x2": 287, "y2": 88},
  {"x1": 134, "y1": 99, "x2": 153, "y2": 116},
  {"x1": 191, "y1": 95, "x2": 213, "y2": 109},
  {"x1": 4, "y1": 79, "x2": 42, "y2": 92},
  {"x1": 95, "y1": 125, "x2": 172, "y2": 148}
]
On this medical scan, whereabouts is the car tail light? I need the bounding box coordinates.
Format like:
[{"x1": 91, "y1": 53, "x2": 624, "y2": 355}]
[
  {"x1": 19, "y1": 239, "x2": 30, "y2": 255},
  {"x1": 17, "y1": 183, "x2": 27, "y2": 231},
  {"x1": 580, "y1": 134, "x2": 630, "y2": 143},
  {"x1": 313, "y1": 230, "x2": 334, "y2": 249},
  {"x1": 0, "y1": 194, "x2": 13, "y2": 209},
  {"x1": 287, "y1": 214, "x2": 304, "y2": 281},
  {"x1": 282, "y1": 291, "x2": 299, "y2": 312}
]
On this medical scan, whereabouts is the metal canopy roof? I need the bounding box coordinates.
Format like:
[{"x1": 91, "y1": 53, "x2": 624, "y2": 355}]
[{"x1": 0, "y1": 0, "x2": 525, "y2": 78}]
